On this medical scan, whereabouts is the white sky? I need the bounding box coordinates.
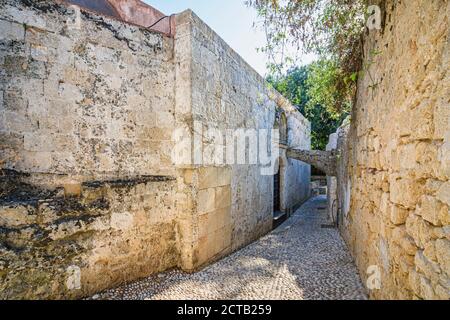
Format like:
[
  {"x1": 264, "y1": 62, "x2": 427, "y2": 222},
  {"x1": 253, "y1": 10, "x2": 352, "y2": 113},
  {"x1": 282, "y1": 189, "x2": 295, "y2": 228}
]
[{"x1": 145, "y1": 0, "x2": 316, "y2": 76}]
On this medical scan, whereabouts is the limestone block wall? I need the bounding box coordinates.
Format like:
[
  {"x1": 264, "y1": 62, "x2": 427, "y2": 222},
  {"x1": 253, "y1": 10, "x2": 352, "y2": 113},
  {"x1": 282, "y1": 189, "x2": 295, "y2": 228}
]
[
  {"x1": 0, "y1": 0, "x2": 182, "y2": 299},
  {"x1": 176, "y1": 166, "x2": 233, "y2": 269},
  {"x1": 326, "y1": 132, "x2": 338, "y2": 223},
  {"x1": 0, "y1": 1, "x2": 311, "y2": 298},
  {"x1": 0, "y1": 0, "x2": 176, "y2": 183},
  {"x1": 174, "y1": 11, "x2": 311, "y2": 266},
  {"x1": 338, "y1": 0, "x2": 449, "y2": 299},
  {"x1": 0, "y1": 172, "x2": 178, "y2": 299}
]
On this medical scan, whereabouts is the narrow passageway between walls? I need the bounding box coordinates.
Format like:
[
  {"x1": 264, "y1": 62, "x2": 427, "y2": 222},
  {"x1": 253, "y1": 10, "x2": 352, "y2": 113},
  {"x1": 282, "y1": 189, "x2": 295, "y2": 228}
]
[{"x1": 92, "y1": 196, "x2": 367, "y2": 300}]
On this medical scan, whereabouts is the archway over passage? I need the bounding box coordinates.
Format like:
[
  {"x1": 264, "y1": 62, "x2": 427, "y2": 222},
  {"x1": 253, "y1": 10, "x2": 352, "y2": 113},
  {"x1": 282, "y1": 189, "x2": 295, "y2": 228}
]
[{"x1": 286, "y1": 149, "x2": 337, "y2": 177}]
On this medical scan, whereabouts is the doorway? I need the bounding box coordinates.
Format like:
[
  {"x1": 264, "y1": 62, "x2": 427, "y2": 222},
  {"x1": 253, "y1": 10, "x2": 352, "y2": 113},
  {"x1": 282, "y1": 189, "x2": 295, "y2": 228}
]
[
  {"x1": 273, "y1": 167, "x2": 281, "y2": 212},
  {"x1": 273, "y1": 162, "x2": 286, "y2": 229}
]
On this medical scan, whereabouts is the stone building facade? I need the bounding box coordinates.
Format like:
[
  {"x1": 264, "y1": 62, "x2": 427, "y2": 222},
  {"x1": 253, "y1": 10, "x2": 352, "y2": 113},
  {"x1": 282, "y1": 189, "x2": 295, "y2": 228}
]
[
  {"x1": 330, "y1": 0, "x2": 449, "y2": 300},
  {"x1": 0, "y1": 0, "x2": 310, "y2": 299}
]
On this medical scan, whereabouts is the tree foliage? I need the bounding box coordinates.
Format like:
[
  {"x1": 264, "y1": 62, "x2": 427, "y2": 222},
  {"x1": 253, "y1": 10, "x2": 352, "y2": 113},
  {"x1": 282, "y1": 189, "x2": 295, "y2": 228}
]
[
  {"x1": 247, "y1": 0, "x2": 369, "y2": 114},
  {"x1": 268, "y1": 65, "x2": 349, "y2": 150},
  {"x1": 306, "y1": 59, "x2": 353, "y2": 118}
]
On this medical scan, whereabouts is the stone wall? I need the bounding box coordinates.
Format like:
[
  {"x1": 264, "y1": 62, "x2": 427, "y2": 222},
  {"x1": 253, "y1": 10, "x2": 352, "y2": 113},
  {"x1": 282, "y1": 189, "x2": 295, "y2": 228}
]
[
  {"x1": 0, "y1": 1, "x2": 311, "y2": 298},
  {"x1": 0, "y1": 0, "x2": 176, "y2": 183},
  {"x1": 326, "y1": 132, "x2": 338, "y2": 223},
  {"x1": 1, "y1": 170, "x2": 178, "y2": 299},
  {"x1": 0, "y1": 0, "x2": 182, "y2": 299},
  {"x1": 337, "y1": 0, "x2": 449, "y2": 299},
  {"x1": 174, "y1": 11, "x2": 310, "y2": 266}
]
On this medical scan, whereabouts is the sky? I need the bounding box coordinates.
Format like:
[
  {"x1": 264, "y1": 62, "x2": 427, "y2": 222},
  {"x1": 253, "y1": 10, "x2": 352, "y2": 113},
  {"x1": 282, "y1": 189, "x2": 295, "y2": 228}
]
[{"x1": 144, "y1": 0, "x2": 315, "y2": 76}]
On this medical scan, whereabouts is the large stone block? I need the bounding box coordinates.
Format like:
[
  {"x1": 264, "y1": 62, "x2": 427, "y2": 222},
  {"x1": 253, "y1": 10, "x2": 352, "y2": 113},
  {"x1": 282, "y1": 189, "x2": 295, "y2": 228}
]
[
  {"x1": 221, "y1": 223, "x2": 232, "y2": 249},
  {"x1": 63, "y1": 182, "x2": 82, "y2": 197},
  {"x1": 410, "y1": 100, "x2": 434, "y2": 140},
  {"x1": 198, "y1": 213, "x2": 210, "y2": 238},
  {"x1": 195, "y1": 235, "x2": 211, "y2": 265},
  {"x1": 213, "y1": 206, "x2": 231, "y2": 231},
  {"x1": 416, "y1": 195, "x2": 445, "y2": 226},
  {"x1": 198, "y1": 167, "x2": 217, "y2": 190},
  {"x1": 435, "y1": 239, "x2": 450, "y2": 277},
  {"x1": 390, "y1": 175, "x2": 422, "y2": 209},
  {"x1": 197, "y1": 188, "x2": 215, "y2": 214},
  {"x1": 215, "y1": 185, "x2": 231, "y2": 210},
  {"x1": 181, "y1": 168, "x2": 195, "y2": 185},
  {"x1": 110, "y1": 212, "x2": 134, "y2": 231},
  {"x1": 393, "y1": 143, "x2": 417, "y2": 170},
  {"x1": 47, "y1": 217, "x2": 89, "y2": 241},
  {"x1": 29, "y1": 43, "x2": 49, "y2": 62},
  {"x1": 433, "y1": 97, "x2": 450, "y2": 140},
  {"x1": 406, "y1": 214, "x2": 436, "y2": 249},
  {"x1": 392, "y1": 226, "x2": 418, "y2": 256},
  {"x1": 423, "y1": 241, "x2": 437, "y2": 262},
  {"x1": 211, "y1": 228, "x2": 227, "y2": 257},
  {"x1": 198, "y1": 166, "x2": 232, "y2": 190},
  {"x1": 418, "y1": 275, "x2": 436, "y2": 300},
  {"x1": 16, "y1": 150, "x2": 53, "y2": 171},
  {"x1": 0, "y1": 20, "x2": 24, "y2": 41},
  {"x1": 414, "y1": 250, "x2": 441, "y2": 284},
  {"x1": 435, "y1": 284, "x2": 450, "y2": 300},
  {"x1": 3, "y1": 90, "x2": 27, "y2": 112},
  {"x1": 407, "y1": 268, "x2": 422, "y2": 297},
  {"x1": 216, "y1": 167, "x2": 231, "y2": 186},
  {"x1": 436, "y1": 182, "x2": 450, "y2": 206},
  {"x1": 0, "y1": 205, "x2": 36, "y2": 227}
]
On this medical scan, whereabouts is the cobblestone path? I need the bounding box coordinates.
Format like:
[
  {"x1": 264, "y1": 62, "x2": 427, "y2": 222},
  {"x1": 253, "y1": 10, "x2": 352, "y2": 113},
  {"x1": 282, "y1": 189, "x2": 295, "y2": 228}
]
[{"x1": 94, "y1": 196, "x2": 367, "y2": 300}]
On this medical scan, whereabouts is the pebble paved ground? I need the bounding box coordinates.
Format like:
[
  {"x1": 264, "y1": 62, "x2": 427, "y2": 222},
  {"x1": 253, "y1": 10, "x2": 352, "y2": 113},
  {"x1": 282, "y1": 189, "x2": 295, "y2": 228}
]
[{"x1": 92, "y1": 196, "x2": 367, "y2": 300}]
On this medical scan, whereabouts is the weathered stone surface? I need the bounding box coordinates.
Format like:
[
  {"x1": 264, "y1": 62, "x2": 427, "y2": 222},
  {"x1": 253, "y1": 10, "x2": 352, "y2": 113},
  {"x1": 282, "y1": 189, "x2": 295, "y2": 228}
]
[
  {"x1": 406, "y1": 214, "x2": 438, "y2": 250},
  {"x1": 389, "y1": 175, "x2": 422, "y2": 209},
  {"x1": 392, "y1": 226, "x2": 417, "y2": 256},
  {"x1": 0, "y1": 0, "x2": 311, "y2": 299},
  {"x1": 436, "y1": 182, "x2": 450, "y2": 206},
  {"x1": 0, "y1": 173, "x2": 179, "y2": 299},
  {"x1": 390, "y1": 205, "x2": 410, "y2": 226},
  {"x1": 0, "y1": 205, "x2": 36, "y2": 227},
  {"x1": 335, "y1": 0, "x2": 449, "y2": 300},
  {"x1": 435, "y1": 239, "x2": 450, "y2": 277},
  {"x1": 416, "y1": 195, "x2": 445, "y2": 226},
  {"x1": 415, "y1": 251, "x2": 441, "y2": 284},
  {"x1": 179, "y1": 9, "x2": 311, "y2": 265}
]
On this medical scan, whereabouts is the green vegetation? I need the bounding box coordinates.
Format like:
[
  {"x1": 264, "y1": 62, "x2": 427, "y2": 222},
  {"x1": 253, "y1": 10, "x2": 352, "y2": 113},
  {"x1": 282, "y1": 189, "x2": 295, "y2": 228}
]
[
  {"x1": 246, "y1": 0, "x2": 367, "y2": 79},
  {"x1": 268, "y1": 65, "x2": 349, "y2": 150},
  {"x1": 247, "y1": 0, "x2": 374, "y2": 148}
]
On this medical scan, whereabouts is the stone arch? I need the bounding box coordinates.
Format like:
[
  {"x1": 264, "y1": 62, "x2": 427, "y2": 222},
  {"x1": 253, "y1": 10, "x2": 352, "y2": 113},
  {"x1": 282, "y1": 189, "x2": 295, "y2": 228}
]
[
  {"x1": 286, "y1": 149, "x2": 337, "y2": 177},
  {"x1": 274, "y1": 109, "x2": 288, "y2": 145}
]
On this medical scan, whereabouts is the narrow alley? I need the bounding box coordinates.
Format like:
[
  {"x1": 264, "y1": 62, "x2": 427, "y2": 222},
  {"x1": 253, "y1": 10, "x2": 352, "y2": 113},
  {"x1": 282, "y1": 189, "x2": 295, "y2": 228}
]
[{"x1": 93, "y1": 196, "x2": 367, "y2": 300}]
